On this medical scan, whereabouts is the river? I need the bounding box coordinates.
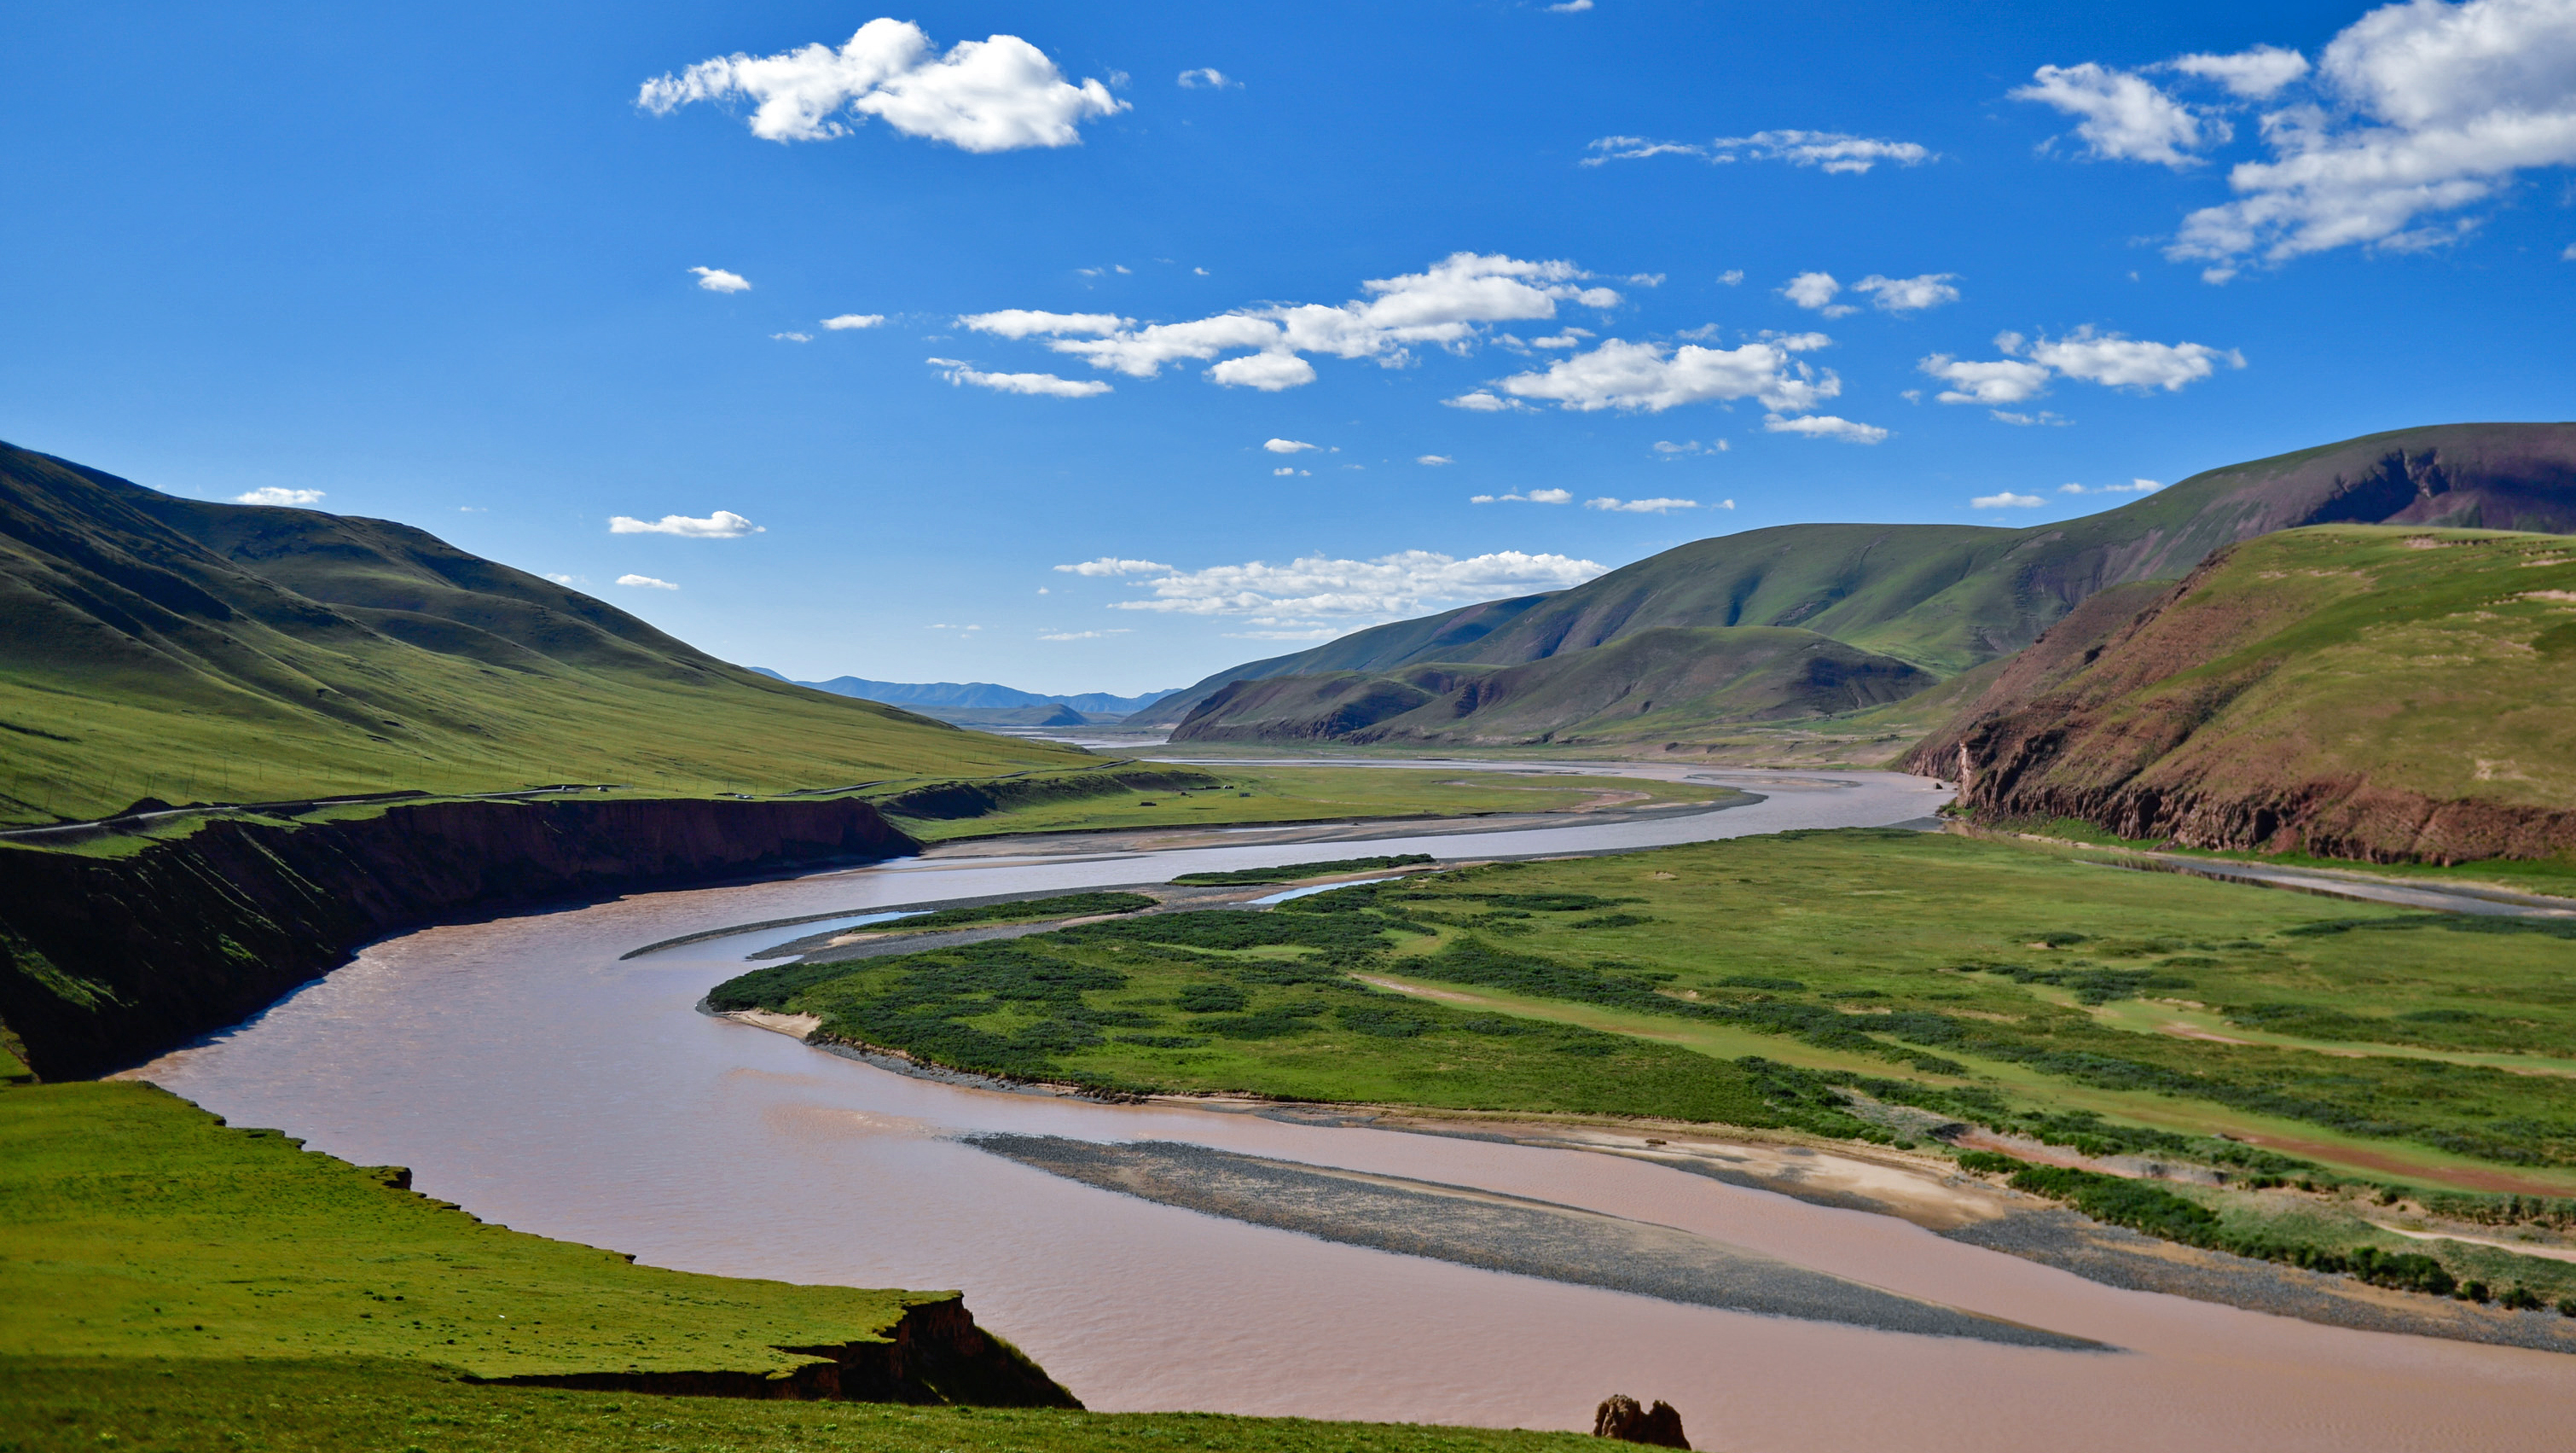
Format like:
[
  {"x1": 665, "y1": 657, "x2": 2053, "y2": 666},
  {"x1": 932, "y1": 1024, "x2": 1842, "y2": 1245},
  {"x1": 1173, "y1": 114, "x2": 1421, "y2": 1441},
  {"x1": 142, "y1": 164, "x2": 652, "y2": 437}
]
[{"x1": 132, "y1": 767, "x2": 2576, "y2": 1450}]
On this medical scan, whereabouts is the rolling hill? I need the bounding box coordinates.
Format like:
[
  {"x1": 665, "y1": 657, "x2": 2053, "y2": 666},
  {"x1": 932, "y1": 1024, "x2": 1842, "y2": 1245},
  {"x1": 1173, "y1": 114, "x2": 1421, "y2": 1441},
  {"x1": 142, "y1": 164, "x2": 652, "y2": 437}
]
[
  {"x1": 1144, "y1": 423, "x2": 2576, "y2": 743},
  {"x1": 751, "y1": 671, "x2": 1178, "y2": 717},
  {"x1": 1907, "y1": 525, "x2": 2576, "y2": 863},
  {"x1": 0, "y1": 445, "x2": 1088, "y2": 824}
]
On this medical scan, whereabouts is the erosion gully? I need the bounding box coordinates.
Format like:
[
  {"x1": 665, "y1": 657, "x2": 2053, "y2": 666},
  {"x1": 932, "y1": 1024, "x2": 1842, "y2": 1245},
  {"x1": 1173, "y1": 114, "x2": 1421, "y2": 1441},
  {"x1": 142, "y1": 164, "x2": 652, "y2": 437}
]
[{"x1": 132, "y1": 766, "x2": 2576, "y2": 1451}]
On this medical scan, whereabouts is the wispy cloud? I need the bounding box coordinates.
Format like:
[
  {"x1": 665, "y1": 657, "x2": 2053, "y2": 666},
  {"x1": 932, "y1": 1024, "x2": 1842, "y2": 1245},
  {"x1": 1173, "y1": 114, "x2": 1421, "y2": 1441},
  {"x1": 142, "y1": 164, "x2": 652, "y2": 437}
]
[
  {"x1": 1418, "y1": 455, "x2": 1454, "y2": 466},
  {"x1": 1762, "y1": 413, "x2": 1889, "y2": 443},
  {"x1": 1470, "y1": 488, "x2": 1575, "y2": 504},
  {"x1": 1103, "y1": 549, "x2": 1605, "y2": 619},
  {"x1": 638, "y1": 19, "x2": 1125, "y2": 152},
  {"x1": 822, "y1": 313, "x2": 884, "y2": 329},
  {"x1": 1585, "y1": 497, "x2": 1701, "y2": 513},
  {"x1": 2059, "y1": 479, "x2": 2164, "y2": 495},
  {"x1": 1054, "y1": 556, "x2": 1174, "y2": 576},
  {"x1": 1970, "y1": 491, "x2": 2045, "y2": 509},
  {"x1": 1584, "y1": 130, "x2": 1936, "y2": 173},
  {"x1": 1176, "y1": 67, "x2": 1239, "y2": 90},
  {"x1": 1263, "y1": 438, "x2": 1319, "y2": 453},
  {"x1": 1039, "y1": 628, "x2": 1134, "y2": 640},
  {"x1": 617, "y1": 573, "x2": 681, "y2": 589},
  {"x1": 234, "y1": 487, "x2": 325, "y2": 506},
  {"x1": 929, "y1": 357, "x2": 1112, "y2": 396},
  {"x1": 608, "y1": 509, "x2": 764, "y2": 538}
]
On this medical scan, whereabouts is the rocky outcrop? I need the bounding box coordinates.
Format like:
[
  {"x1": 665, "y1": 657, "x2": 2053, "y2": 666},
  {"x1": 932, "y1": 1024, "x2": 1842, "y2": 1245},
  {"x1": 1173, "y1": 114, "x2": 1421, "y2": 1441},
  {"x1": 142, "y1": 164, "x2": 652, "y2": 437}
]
[
  {"x1": 1593, "y1": 1394, "x2": 1690, "y2": 1449},
  {"x1": 0, "y1": 795, "x2": 916, "y2": 1079},
  {"x1": 484, "y1": 1294, "x2": 1081, "y2": 1406}
]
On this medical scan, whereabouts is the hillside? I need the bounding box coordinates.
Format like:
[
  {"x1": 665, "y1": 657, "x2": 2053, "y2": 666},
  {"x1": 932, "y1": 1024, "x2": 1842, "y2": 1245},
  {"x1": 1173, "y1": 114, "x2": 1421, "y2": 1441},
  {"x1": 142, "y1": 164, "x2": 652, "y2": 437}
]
[
  {"x1": 1170, "y1": 626, "x2": 1933, "y2": 747},
  {"x1": 757, "y1": 672, "x2": 1178, "y2": 717},
  {"x1": 0, "y1": 445, "x2": 1088, "y2": 824},
  {"x1": 1139, "y1": 423, "x2": 2576, "y2": 738},
  {"x1": 1909, "y1": 525, "x2": 2576, "y2": 862}
]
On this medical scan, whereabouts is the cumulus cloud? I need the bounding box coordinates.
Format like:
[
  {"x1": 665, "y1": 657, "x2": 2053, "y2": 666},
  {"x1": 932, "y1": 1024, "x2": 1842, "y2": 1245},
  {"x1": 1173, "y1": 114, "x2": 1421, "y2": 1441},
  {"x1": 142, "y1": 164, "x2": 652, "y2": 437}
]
[
  {"x1": 822, "y1": 313, "x2": 884, "y2": 329},
  {"x1": 1444, "y1": 390, "x2": 1529, "y2": 412},
  {"x1": 1585, "y1": 497, "x2": 1700, "y2": 513},
  {"x1": 1921, "y1": 328, "x2": 2241, "y2": 408},
  {"x1": 234, "y1": 487, "x2": 326, "y2": 506},
  {"x1": 1176, "y1": 67, "x2": 1238, "y2": 89},
  {"x1": 1584, "y1": 130, "x2": 1936, "y2": 172},
  {"x1": 929, "y1": 357, "x2": 1112, "y2": 396},
  {"x1": 964, "y1": 253, "x2": 1622, "y2": 392},
  {"x1": 2167, "y1": 44, "x2": 2312, "y2": 98},
  {"x1": 1852, "y1": 273, "x2": 1961, "y2": 312},
  {"x1": 1762, "y1": 413, "x2": 1889, "y2": 443},
  {"x1": 691, "y1": 267, "x2": 751, "y2": 293},
  {"x1": 2025, "y1": 3, "x2": 2576, "y2": 273},
  {"x1": 1103, "y1": 549, "x2": 1607, "y2": 619},
  {"x1": 1651, "y1": 439, "x2": 1730, "y2": 456},
  {"x1": 2060, "y1": 479, "x2": 2165, "y2": 495},
  {"x1": 1471, "y1": 489, "x2": 1575, "y2": 505},
  {"x1": 609, "y1": 509, "x2": 765, "y2": 538},
  {"x1": 637, "y1": 18, "x2": 1125, "y2": 153},
  {"x1": 1264, "y1": 438, "x2": 1320, "y2": 453},
  {"x1": 1273, "y1": 467, "x2": 1310, "y2": 477},
  {"x1": 1487, "y1": 333, "x2": 1837, "y2": 414},
  {"x1": 2015, "y1": 62, "x2": 2220, "y2": 166},
  {"x1": 1781, "y1": 272, "x2": 1854, "y2": 316},
  {"x1": 1418, "y1": 455, "x2": 1454, "y2": 465},
  {"x1": 1970, "y1": 492, "x2": 2045, "y2": 509},
  {"x1": 617, "y1": 573, "x2": 681, "y2": 589},
  {"x1": 1055, "y1": 557, "x2": 1174, "y2": 576}
]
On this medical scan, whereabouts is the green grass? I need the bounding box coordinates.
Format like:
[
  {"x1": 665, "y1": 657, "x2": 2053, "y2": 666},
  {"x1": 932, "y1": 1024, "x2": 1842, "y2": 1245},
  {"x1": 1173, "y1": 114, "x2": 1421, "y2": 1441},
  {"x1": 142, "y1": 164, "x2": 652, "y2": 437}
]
[
  {"x1": 1172, "y1": 855, "x2": 1436, "y2": 886},
  {"x1": 0, "y1": 1359, "x2": 1593, "y2": 1453},
  {"x1": 0, "y1": 1081, "x2": 947, "y2": 1380},
  {"x1": 885, "y1": 766, "x2": 1742, "y2": 842}
]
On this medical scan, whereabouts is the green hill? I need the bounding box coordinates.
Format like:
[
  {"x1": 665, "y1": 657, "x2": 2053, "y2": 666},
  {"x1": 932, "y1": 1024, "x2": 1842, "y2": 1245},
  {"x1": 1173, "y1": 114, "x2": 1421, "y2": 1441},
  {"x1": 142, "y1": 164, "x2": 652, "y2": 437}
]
[
  {"x1": 0, "y1": 445, "x2": 1089, "y2": 824},
  {"x1": 1911, "y1": 525, "x2": 2576, "y2": 863},
  {"x1": 1140, "y1": 423, "x2": 2576, "y2": 742},
  {"x1": 1170, "y1": 626, "x2": 1933, "y2": 747}
]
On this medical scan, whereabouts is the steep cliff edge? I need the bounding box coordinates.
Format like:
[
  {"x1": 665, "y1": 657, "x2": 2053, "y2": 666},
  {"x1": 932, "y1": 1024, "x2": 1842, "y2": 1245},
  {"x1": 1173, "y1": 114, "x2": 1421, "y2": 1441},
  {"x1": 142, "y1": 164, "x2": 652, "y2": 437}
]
[
  {"x1": 0, "y1": 795, "x2": 918, "y2": 1079},
  {"x1": 1907, "y1": 526, "x2": 2576, "y2": 863}
]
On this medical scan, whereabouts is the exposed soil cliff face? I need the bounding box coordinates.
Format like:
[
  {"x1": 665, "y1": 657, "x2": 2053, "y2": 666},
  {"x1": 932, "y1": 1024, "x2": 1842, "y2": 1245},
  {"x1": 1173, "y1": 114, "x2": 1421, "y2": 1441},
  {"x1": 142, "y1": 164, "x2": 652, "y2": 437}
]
[
  {"x1": 0, "y1": 796, "x2": 917, "y2": 1079},
  {"x1": 485, "y1": 1294, "x2": 1082, "y2": 1406},
  {"x1": 1907, "y1": 526, "x2": 2576, "y2": 863}
]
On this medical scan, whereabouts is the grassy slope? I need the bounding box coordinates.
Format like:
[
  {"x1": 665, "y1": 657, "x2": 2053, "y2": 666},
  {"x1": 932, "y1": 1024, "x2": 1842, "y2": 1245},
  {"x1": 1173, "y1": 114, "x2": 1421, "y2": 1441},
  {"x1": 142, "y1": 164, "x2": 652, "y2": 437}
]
[
  {"x1": 723, "y1": 830, "x2": 2576, "y2": 1194},
  {"x1": 0, "y1": 1080, "x2": 1589, "y2": 1453},
  {"x1": 1927, "y1": 526, "x2": 2576, "y2": 858},
  {"x1": 0, "y1": 445, "x2": 1088, "y2": 824}
]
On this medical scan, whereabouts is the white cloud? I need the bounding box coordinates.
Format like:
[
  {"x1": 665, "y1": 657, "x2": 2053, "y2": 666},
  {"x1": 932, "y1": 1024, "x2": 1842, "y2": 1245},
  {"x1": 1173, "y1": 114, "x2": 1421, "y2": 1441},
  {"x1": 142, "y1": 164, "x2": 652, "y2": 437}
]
[
  {"x1": 1548, "y1": 0, "x2": 1596, "y2": 10},
  {"x1": 1719, "y1": 270, "x2": 1745, "y2": 285},
  {"x1": 958, "y1": 309, "x2": 1130, "y2": 338},
  {"x1": 1272, "y1": 466, "x2": 1310, "y2": 476},
  {"x1": 1920, "y1": 353, "x2": 2053, "y2": 405},
  {"x1": 617, "y1": 573, "x2": 681, "y2": 589},
  {"x1": 1176, "y1": 67, "x2": 1238, "y2": 89},
  {"x1": 1444, "y1": 390, "x2": 1529, "y2": 411},
  {"x1": 1852, "y1": 273, "x2": 1961, "y2": 312},
  {"x1": 1264, "y1": 438, "x2": 1320, "y2": 453},
  {"x1": 1489, "y1": 334, "x2": 1837, "y2": 414},
  {"x1": 1225, "y1": 625, "x2": 1349, "y2": 641},
  {"x1": 1991, "y1": 409, "x2": 2071, "y2": 426},
  {"x1": 772, "y1": 331, "x2": 812, "y2": 342},
  {"x1": 2028, "y1": 327, "x2": 2244, "y2": 391},
  {"x1": 609, "y1": 509, "x2": 765, "y2": 538},
  {"x1": 1531, "y1": 328, "x2": 1594, "y2": 348},
  {"x1": 929, "y1": 358, "x2": 1112, "y2": 396},
  {"x1": 2059, "y1": 479, "x2": 2165, "y2": 495},
  {"x1": 2015, "y1": 62, "x2": 2219, "y2": 166},
  {"x1": 1653, "y1": 439, "x2": 1696, "y2": 454},
  {"x1": 966, "y1": 253, "x2": 1622, "y2": 394},
  {"x1": 2566, "y1": 242, "x2": 2576, "y2": 259},
  {"x1": 1418, "y1": 455, "x2": 1454, "y2": 465},
  {"x1": 690, "y1": 266, "x2": 751, "y2": 293},
  {"x1": 1781, "y1": 271, "x2": 1854, "y2": 316},
  {"x1": 2028, "y1": 3, "x2": 2576, "y2": 271},
  {"x1": 233, "y1": 487, "x2": 325, "y2": 506},
  {"x1": 1105, "y1": 549, "x2": 1607, "y2": 619},
  {"x1": 2167, "y1": 44, "x2": 2312, "y2": 98},
  {"x1": 1054, "y1": 556, "x2": 1173, "y2": 576},
  {"x1": 1970, "y1": 492, "x2": 2045, "y2": 509},
  {"x1": 543, "y1": 572, "x2": 587, "y2": 586},
  {"x1": 930, "y1": 623, "x2": 983, "y2": 631},
  {"x1": 637, "y1": 18, "x2": 1126, "y2": 153},
  {"x1": 1039, "y1": 629, "x2": 1134, "y2": 640},
  {"x1": 1471, "y1": 488, "x2": 1575, "y2": 505},
  {"x1": 1585, "y1": 497, "x2": 1700, "y2": 513},
  {"x1": 1584, "y1": 130, "x2": 1936, "y2": 172},
  {"x1": 1762, "y1": 413, "x2": 1889, "y2": 443},
  {"x1": 822, "y1": 313, "x2": 884, "y2": 329}
]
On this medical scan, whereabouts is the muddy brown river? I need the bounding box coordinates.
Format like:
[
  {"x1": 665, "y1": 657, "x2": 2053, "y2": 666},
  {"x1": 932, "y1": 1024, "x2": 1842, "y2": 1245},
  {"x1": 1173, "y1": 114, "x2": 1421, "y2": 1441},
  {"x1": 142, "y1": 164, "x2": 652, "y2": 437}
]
[{"x1": 131, "y1": 769, "x2": 2576, "y2": 1449}]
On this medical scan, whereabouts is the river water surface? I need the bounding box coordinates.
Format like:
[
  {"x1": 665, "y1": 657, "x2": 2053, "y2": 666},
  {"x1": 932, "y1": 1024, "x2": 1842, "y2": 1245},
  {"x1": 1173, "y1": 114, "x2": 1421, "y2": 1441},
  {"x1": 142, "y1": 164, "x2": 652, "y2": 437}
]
[{"x1": 134, "y1": 769, "x2": 2576, "y2": 1450}]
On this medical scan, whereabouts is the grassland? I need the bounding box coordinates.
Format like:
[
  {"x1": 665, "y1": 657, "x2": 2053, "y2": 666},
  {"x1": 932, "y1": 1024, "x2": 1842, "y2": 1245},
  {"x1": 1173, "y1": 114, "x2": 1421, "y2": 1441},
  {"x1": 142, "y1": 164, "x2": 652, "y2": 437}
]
[
  {"x1": 0, "y1": 1360, "x2": 1589, "y2": 1453},
  {"x1": 0, "y1": 1079, "x2": 1599, "y2": 1453},
  {"x1": 711, "y1": 827, "x2": 2576, "y2": 1297}
]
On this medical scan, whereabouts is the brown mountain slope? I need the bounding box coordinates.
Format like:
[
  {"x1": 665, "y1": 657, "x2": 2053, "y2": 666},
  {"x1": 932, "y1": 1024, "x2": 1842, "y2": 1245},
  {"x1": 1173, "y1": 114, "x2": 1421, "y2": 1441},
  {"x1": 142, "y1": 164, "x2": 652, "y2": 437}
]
[{"x1": 1906, "y1": 526, "x2": 2576, "y2": 863}]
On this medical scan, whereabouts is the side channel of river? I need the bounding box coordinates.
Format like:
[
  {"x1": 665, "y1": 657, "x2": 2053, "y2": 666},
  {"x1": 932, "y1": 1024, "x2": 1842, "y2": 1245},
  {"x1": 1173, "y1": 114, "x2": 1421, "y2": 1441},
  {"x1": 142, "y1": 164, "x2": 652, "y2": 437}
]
[{"x1": 135, "y1": 768, "x2": 2576, "y2": 1451}]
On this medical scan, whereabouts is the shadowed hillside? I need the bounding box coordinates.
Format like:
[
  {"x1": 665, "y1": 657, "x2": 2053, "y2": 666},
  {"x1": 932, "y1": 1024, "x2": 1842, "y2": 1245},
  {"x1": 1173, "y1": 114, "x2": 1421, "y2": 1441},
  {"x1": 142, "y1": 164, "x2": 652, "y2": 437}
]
[
  {"x1": 1910, "y1": 525, "x2": 2576, "y2": 862},
  {"x1": 0, "y1": 445, "x2": 1088, "y2": 823},
  {"x1": 1140, "y1": 423, "x2": 2576, "y2": 741}
]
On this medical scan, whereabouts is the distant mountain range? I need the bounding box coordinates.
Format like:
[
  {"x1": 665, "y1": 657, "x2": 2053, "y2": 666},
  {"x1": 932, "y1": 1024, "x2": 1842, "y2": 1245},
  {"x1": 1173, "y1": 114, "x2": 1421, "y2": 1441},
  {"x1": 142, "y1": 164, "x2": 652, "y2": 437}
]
[
  {"x1": 750, "y1": 671, "x2": 1180, "y2": 720},
  {"x1": 1152, "y1": 423, "x2": 2576, "y2": 748}
]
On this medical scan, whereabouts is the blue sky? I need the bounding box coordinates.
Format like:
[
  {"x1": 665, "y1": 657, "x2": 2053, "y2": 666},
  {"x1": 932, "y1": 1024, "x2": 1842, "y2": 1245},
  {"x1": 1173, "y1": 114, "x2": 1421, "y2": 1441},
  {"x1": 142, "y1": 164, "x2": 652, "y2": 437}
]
[{"x1": 6, "y1": 1, "x2": 2573, "y2": 693}]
